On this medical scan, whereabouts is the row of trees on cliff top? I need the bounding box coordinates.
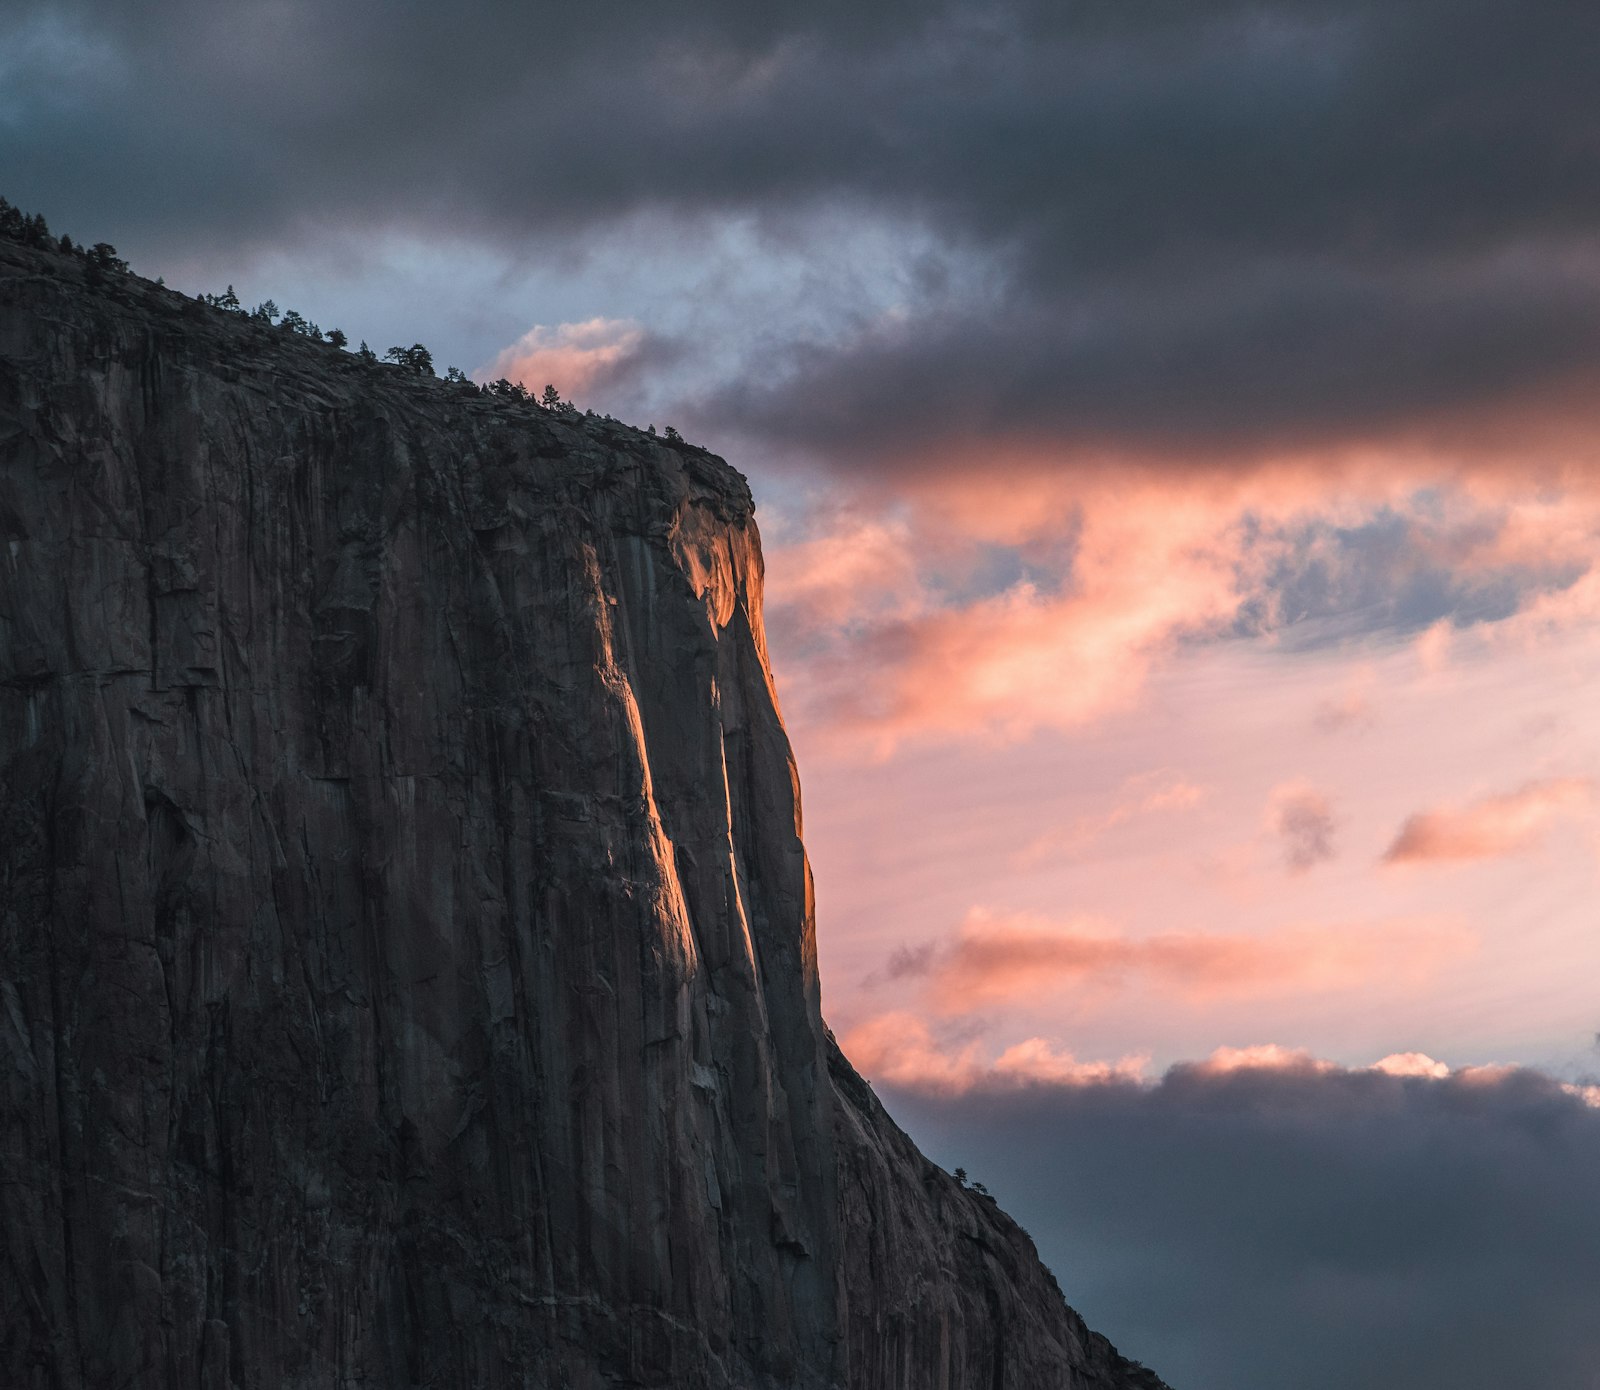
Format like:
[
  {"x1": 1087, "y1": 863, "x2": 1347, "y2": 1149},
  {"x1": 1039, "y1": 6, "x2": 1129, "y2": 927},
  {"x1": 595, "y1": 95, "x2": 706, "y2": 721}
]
[
  {"x1": 198, "y1": 284, "x2": 585, "y2": 413},
  {"x1": 0, "y1": 196, "x2": 569, "y2": 407},
  {"x1": 0, "y1": 195, "x2": 127, "y2": 279},
  {"x1": 1, "y1": 194, "x2": 690, "y2": 440}
]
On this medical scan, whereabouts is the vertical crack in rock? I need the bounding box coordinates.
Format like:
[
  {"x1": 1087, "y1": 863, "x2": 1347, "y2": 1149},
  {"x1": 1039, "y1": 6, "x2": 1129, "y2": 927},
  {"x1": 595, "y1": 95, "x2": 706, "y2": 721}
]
[{"x1": 0, "y1": 239, "x2": 1171, "y2": 1389}]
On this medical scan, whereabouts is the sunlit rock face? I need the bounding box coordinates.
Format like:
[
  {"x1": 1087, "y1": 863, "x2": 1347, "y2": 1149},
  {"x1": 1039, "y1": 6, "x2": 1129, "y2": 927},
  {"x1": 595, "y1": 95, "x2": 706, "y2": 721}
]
[{"x1": 0, "y1": 238, "x2": 1168, "y2": 1390}]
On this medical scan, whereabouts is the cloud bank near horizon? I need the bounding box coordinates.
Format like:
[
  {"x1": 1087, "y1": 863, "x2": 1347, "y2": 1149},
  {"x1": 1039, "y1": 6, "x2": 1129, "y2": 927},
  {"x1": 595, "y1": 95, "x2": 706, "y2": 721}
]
[{"x1": 877, "y1": 1051, "x2": 1600, "y2": 1390}]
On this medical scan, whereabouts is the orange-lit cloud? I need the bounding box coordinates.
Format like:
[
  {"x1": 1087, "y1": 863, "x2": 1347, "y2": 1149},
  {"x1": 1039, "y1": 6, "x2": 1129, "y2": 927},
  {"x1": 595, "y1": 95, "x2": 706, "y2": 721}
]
[
  {"x1": 1382, "y1": 777, "x2": 1594, "y2": 865},
  {"x1": 1496, "y1": 566, "x2": 1600, "y2": 644},
  {"x1": 881, "y1": 907, "x2": 1472, "y2": 1016},
  {"x1": 779, "y1": 476, "x2": 1267, "y2": 752},
  {"x1": 764, "y1": 513, "x2": 922, "y2": 636},
  {"x1": 767, "y1": 452, "x2": 1600, "y2": 758},
  {"x1": 480, "y1": 317, "x2": 645, "y2": 400},
  {"x1": 1371, "y1": 1051, "x2": 1451, "y2": 1079},
  {"x1": 1188, "y1": 1043, "x2": 1338, "y2": 1076},
  {"x1": 841, "y1": 1025, "x2": 1589, "y2": 1105},
  {"x1": 1179, "y1": 1046, "x2": 1597, "y2": 1105},
  {"x1": 840, "y1": 1011, "x2": 1147, "y2": 1093}
]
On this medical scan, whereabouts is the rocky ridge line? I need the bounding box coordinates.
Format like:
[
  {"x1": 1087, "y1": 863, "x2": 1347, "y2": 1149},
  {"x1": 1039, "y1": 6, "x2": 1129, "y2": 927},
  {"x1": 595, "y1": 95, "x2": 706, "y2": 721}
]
[{"x1": 0, "y1": 235, "x2": 1169, "y2": 1390}]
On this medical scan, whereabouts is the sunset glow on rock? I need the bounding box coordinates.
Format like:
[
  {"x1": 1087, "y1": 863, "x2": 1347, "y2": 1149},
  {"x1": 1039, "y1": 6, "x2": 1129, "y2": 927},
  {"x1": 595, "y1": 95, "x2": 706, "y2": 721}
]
[{"x1": 10, "y1": 0, "x2": 1600, "y2": 1382}]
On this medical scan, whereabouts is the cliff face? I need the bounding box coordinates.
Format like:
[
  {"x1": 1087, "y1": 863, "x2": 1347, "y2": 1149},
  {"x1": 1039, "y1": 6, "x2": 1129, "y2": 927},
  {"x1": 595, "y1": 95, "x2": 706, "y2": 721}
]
[{"x1": 0, "y1": 239, "x2": 1167, "y2": 1390}]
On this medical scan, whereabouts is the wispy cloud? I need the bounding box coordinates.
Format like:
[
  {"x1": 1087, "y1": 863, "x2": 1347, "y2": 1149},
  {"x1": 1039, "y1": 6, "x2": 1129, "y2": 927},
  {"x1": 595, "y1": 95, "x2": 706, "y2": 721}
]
[
  {"x1": 1383, "y1": 777, "x2": 1594, "y2": 865},
  {"x1": 871, "y1": 907, "x2": 1470, "y2": 1016}
]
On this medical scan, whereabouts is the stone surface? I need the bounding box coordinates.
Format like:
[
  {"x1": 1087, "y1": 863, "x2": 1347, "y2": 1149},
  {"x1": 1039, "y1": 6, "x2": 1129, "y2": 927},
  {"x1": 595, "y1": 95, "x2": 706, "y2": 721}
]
[{"x1": 0, "y1": 238, "x2": 1170, "y2": 1389}]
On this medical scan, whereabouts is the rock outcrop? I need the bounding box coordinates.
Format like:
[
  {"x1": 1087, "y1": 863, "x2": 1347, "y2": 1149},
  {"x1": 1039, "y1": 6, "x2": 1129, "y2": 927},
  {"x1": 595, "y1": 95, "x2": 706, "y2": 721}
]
[{"x1": 0, "y1": 237, "x2": 1168, "y2": 1389}]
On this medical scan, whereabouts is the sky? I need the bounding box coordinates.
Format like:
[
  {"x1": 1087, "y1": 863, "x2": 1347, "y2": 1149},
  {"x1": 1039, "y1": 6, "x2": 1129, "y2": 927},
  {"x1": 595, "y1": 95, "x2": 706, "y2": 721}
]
[{"x1": 7, "y1": 2, "x2": 1600, "y2": 1384}]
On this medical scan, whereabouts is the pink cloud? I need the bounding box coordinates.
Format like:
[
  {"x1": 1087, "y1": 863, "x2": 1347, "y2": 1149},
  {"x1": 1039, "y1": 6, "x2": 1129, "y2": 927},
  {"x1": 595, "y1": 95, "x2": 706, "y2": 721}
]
[
  {"x1": 1415, "y1": 618, "x2": 1454, "y2": 673},
  {"x1": 766, "y1": 454, "x2": 1600, "y2": 759},
  {"x1": 1371, "y1": 1052, "x2": 1451, "y2": 1079},
  {"x1": 763, "y1": 514, "x2": 923, "y2": 637},
  {"x1": 839, "y1": 1026, "x2": 1575, "y2": 1102},
  {"x1": 776, "y1": 479, "x2": 1260, "y2": 752},
  {"x1": 480, "y1": 317, "x2": 645, "y2": 400},
  {"x1": 1382, "y1": 777, "x2": 1594, "y2": 865},
  {"x1": 1189, "y1": 1043, "x2": 1338, "y2": 1076},
  {"x1": 1496, "y1": 567, "x2": 1600, "y2": 643},
  {"x1": 771, "y1": 460, "x2": 1593, "y2": 754},
  {"x1": 840, "y1": 1011, "x2": 1147, "y2": 1094},
  {"x1": 884, "y1": 907, "x2": 1471, "y2": 1016}
]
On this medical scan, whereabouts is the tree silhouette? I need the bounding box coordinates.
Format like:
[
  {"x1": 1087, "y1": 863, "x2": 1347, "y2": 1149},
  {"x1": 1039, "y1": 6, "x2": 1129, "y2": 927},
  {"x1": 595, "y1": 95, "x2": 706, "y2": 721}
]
[
  {"x1": 384, "y1": 344, "x2": 435, "y2": 375},
  {"x1": 85, "y1": 242, "x2": 127, "y2": 275}
]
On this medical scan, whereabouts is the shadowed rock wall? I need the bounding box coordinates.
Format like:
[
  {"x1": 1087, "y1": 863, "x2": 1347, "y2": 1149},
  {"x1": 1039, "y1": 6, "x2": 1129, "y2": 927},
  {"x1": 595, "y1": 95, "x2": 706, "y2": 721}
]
[{"x1": 0, "y1": 239, "x2": 1168, "y2": 1390}]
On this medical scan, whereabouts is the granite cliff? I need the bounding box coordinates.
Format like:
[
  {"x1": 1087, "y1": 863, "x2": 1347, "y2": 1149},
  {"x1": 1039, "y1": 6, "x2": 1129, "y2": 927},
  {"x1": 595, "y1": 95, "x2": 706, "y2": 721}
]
[{"x1": 0, "y1": 234, "x2": 1169, "y2": 1390}]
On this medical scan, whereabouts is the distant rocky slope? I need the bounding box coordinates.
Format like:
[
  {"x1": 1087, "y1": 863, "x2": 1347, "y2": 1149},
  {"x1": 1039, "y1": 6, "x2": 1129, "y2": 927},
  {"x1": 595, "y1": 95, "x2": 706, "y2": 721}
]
[{"x1": 0, "y1": 234, "x2": 1169, "y2": 1389}]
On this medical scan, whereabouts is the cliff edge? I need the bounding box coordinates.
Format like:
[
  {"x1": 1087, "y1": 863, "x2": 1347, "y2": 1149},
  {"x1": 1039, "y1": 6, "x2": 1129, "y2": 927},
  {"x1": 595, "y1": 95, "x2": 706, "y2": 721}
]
[{"x1": 0, "y1": 237, "x2": 1168, "y2": 1390}]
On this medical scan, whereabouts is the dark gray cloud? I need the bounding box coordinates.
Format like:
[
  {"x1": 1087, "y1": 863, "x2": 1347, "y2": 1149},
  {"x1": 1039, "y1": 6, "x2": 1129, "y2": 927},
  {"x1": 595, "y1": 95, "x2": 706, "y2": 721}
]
[
  {"x1": 882, "y1": 1061, "x2": 1600, "y2": 1390},
  {"x1": 6, "y1": 1, "x2": 1600, "y2": 465}
]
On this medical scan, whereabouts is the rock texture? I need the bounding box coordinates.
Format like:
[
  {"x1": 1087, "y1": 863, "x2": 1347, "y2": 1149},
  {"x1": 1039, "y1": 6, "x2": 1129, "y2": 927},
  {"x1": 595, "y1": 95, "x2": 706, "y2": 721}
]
[{"x1": 0, "y1": 237, "x2": 1169, "y2": 1390}]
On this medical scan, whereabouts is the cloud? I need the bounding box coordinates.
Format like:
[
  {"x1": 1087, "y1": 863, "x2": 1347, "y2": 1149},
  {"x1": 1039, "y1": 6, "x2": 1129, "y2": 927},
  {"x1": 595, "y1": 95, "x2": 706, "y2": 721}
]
[
  {"x1": 1383, "y1": 776, "x2": 1594, "y2": 865},
  {"x1": 841, "y1": 1011, "x2": 1147, "y2": 1093},
  {"x1": 762, "y1": 462, "x2": 1600, "y2": 755},
  {"x1": 875, "y1": 1053, "x2": 1600, "y2": 1390},
  {"x1": 14, "y1": 0, "x2": 1600, "y2": 475},
  {"x1": 763, "y1": 512, "x2": 924, "y2": 639},
  {"x1": 806, "y1": 570, "x2": 1230, "y2": 747},
  {"x1": 868, "y1": 907, "x2": 1470, "y2": 1016},
  {"x1": 1496, "y1": 566, "x2": 1600, "y2": 644},
  {"x1": 1191, "y1": 1042, "x2": 1337, "y2": 1076},
  {"x1": 1369, "y1": 1050, "x2": 1450, "y2": 1079},
  {"x1": 1267, "y1": 782, "x2": 1337, "y2": 872},
  {"x1": 772, "y1": 476, "x2": 1263, "y2": 750},
  {"x1": 1414, "y1": 616, "x2": 1454, "y2": 672},
  {"x1": 479, "y1": 317, "x2": 650, "y2": 400},
  {"x1": 22, "y1": 1, "x2": 1600, "y2": 768}
]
